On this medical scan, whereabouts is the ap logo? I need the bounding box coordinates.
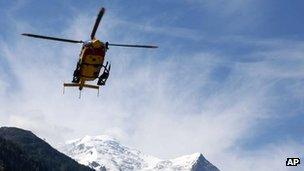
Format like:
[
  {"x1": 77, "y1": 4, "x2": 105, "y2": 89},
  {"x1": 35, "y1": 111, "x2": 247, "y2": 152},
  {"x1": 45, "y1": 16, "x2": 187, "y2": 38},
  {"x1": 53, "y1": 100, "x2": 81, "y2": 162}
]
[{"x1": 286, "y1": 158, "x2": 300, "y2": 166}]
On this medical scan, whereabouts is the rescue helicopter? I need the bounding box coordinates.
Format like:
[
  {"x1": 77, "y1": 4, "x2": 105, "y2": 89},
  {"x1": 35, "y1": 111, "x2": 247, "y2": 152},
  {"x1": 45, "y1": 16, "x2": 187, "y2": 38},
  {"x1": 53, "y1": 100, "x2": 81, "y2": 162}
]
[{"x1": 21, "y1": 7, "x2": 157, "y2": 95}]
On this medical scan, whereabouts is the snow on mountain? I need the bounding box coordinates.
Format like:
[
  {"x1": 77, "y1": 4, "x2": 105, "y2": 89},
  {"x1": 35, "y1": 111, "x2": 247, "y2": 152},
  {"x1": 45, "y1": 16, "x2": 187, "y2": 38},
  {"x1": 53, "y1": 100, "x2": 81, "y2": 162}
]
[{"x1": 60, "y1": 135, "x2": 220, "y2": 171}]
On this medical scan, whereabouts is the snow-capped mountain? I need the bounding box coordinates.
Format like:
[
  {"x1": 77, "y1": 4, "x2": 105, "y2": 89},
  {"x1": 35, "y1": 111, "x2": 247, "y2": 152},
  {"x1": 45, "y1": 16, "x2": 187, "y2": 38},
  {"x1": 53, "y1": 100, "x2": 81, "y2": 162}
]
[{"x1": 60, "y1": 135, "x2": 220, "y2": 171}]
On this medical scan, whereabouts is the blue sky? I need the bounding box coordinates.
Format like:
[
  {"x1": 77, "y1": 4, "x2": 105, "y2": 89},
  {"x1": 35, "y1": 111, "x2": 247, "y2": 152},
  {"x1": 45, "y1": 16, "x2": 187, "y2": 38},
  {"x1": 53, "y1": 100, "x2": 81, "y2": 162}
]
[{"x1": 0, "y1": 0, "x2": 304, "y2": 170}]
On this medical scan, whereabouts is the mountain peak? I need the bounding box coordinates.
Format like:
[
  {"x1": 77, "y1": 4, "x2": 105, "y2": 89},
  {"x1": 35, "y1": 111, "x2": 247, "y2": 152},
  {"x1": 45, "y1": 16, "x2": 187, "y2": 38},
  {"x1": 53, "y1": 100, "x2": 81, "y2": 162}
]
[
  {"x1": 60, "y1": 135, "x2": 220, "y2": 171},
  {"x1": 68, "y1": 135, "x2": 118, "y2": 145},
  {"x1": 192, "y1": 153, "x2": 220, "y2": 171}
]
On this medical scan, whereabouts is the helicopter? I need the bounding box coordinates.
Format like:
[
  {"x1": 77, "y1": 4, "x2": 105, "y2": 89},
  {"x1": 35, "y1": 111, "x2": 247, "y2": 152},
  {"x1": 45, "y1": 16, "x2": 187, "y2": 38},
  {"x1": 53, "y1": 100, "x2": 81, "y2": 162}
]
[{"x1": 21, "y1": 7, "x2": 157, "y2": 94}]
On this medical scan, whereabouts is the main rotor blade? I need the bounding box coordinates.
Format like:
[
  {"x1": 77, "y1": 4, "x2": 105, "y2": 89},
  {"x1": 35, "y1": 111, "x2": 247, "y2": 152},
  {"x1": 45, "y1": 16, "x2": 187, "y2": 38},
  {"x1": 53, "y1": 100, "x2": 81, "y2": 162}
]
[
  {"x1": 108, "y1": 43, "x2": 158, "y2": 49},
  {"x1": 90, "y1": 7, "x2": 105, "y2": 40},
  {"x1": 21, "y1": 33, "x2": 83, "y2": 43}
]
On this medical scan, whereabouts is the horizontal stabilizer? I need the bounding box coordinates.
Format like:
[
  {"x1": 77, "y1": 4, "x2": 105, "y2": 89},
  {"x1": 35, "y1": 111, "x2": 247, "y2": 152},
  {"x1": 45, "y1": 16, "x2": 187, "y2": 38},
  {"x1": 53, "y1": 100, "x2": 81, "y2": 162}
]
[
  {"x1": 83, "y1": 84, "x2": 99, "y2": 89},
  {"x1": 63, "y1": 83, "x2": 80, "y2": 87},
  {"x1": 63, "y1": 83, "x2": 99, "y2": 89}
]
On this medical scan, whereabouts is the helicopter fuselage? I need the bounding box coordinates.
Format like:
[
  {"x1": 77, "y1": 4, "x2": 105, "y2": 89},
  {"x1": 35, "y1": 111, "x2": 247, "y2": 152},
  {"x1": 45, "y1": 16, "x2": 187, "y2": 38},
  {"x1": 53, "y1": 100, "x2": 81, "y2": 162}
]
[{"x1": 72, "y1": 39, "x2": 107, "y2": 90}]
